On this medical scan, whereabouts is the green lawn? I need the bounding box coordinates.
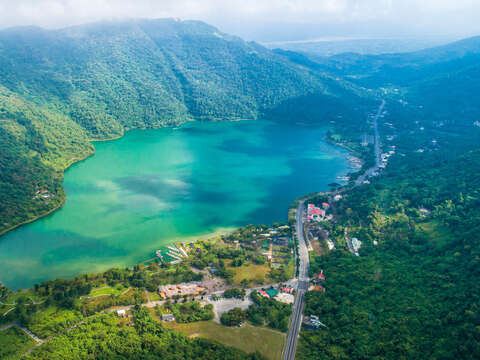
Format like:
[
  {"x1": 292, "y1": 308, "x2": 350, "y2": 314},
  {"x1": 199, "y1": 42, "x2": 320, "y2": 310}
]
[
  {"x1": 90, "y1": 285, "x2": 126, "y2": 297},
  {"x1": 164, "y1": 321, "x2": 285, "y2": 360},
  {"x1": 230, "y1": 263, "x2": 270, "y2": 285},
  {"x1": 0, "y1": 326, "x2": 35, "y2": 360}
]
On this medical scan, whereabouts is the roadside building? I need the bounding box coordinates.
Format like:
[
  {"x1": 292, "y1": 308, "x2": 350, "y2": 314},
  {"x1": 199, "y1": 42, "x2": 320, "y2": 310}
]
[{"x1": 258, "y1": 290, "x2": 270, "y2": 298}]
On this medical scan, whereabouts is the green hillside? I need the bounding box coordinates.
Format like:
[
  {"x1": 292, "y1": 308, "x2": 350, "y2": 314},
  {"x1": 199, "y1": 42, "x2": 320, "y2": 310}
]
[{"x1": 0, "y1": 18, "x2": 365, "y2": 235}]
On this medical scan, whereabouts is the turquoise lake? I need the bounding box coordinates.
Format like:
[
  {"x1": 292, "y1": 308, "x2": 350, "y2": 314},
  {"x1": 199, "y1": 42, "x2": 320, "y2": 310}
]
[{"x1": 0, "y1": 120, "x2": 349, "y2": 289}]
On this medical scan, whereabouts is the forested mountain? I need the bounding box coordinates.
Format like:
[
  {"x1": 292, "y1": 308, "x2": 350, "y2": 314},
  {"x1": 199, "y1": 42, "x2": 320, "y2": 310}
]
[
  {"x1": 0, "y1": 18, "x2": 366, "y2": 235},
  {"x1": 279, "y1": 35, "x2": 480, "y2": 133}
]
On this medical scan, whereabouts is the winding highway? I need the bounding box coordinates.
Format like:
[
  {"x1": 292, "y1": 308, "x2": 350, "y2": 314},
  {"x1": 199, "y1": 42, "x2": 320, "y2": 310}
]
[{"x1": 284, "y1": 100, "x2": 386, "y2": 359}]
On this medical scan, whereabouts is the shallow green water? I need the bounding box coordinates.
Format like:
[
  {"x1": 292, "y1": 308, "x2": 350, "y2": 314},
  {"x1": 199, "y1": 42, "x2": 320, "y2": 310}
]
[{"x1": 0, "y1": 121, "x2": 349, "y2": 289}]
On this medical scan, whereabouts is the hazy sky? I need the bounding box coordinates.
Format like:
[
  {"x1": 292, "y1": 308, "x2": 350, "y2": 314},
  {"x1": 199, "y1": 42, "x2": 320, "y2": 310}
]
[{"x1": 0, "y1": 0, "x2": 479, "y2": 41}]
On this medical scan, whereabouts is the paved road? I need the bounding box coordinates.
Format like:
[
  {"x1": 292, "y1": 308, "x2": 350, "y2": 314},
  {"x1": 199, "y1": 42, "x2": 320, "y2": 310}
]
[
  {"x1": 284, "y1": 201, "x2": 309, "y2": 360},
  {"x1": 355, "y1": 99, "x2": 385, "y2": 186},
  {"x1": 284, "y1": 100, "x2": 386, "y2": 359}
]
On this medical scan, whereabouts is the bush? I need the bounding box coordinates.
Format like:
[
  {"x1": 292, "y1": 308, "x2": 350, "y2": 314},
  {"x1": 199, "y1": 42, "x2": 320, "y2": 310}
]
[{"x1": 220, "y1": 308, "x2": 246, "y2": 327}]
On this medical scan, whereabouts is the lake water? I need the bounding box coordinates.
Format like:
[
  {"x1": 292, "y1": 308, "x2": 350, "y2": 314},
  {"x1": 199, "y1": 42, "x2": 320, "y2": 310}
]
[{"x1": 0, "y1": 120, "x2": 349, "y2": 289}]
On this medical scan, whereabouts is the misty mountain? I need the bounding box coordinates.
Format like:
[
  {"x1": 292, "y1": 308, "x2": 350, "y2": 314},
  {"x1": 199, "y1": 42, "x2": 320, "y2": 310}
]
[{"x1": 277, "y1": 35, "x2": 480, "y2": 130}]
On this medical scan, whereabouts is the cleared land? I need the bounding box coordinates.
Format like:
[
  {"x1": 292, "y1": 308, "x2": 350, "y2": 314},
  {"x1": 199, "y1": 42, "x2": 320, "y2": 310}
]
[
  {"x1": 0, "y1": 326, "x2": 35, "y2": 360},
  {"x1": 164, "y1": 320, "x2": 285, "y2": 360},
  {"x1": 230, "y1": 263, "x2": 271, "y2": 285}
]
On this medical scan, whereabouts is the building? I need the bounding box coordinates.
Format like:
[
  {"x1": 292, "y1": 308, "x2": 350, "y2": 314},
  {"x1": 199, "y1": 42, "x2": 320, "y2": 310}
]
[
  {"x1": 258, "y1": 290, "x2": 270, "y2": 298},
  {"x1": 316, "y1": 272, "x2": 325, "y2": 281},
  {"x1": 419, "y1": 207, "x2": 431, "y2": 216},
  {"x1": 158, "y1": 282, "x2": 206, "y2": 299},
  {"x1": 352, "y1": 238, "x2": 362, "y2": 256},
  {"x1": 162, "y1": 313, "x2": 175, "y2": 322},
  {"x1": 116, "y1": 309, "x2": 126, "y2": 317},
  {"x1": 303, "y1": 315, "x2": 328, "y2": 330},
  {"x1": 307, "y1": 203, "x2": 326, "y2": 222}
]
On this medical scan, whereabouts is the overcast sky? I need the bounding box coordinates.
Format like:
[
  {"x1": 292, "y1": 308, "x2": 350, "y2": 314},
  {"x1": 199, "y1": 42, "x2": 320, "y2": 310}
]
[{"x1": 0, "y1": 0, "x2": 479, "y2": 41}]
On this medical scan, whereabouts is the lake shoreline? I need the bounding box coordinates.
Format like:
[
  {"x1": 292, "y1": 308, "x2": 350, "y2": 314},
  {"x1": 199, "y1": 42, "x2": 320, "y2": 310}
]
[{"x1": 0, "y1": 119, "x2": 351, "y2": 289}]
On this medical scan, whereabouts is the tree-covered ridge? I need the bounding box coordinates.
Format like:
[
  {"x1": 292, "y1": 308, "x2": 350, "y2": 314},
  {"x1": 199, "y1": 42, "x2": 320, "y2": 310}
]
[
  {"x1": 298, "y1": 149, "x2": 480, "y2": 360},
  {"x1": 0, "y1": 18, "x2": 365, "y2": 235},
  {"x1": 0, "y1": 85, "x2": 93, "y2": 233}
]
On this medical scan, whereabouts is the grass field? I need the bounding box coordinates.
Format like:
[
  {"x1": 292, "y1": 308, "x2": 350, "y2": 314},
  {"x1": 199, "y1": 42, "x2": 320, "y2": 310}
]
[
  {"x1": 90, "y1": 285, "x2": 126, "y2": 297},
  {"x1": 230, "y1": 263, "x2": 271, "y2": 285},
  {"x1": 0, "y1": 326, "x2": 35, "y2": 360},
  {"x1": 164, "y1": 321, "x2": 285, "y2": 360}
]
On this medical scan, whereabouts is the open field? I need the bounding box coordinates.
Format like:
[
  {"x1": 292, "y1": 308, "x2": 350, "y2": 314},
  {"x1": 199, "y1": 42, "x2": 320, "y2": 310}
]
[
  {"x1": 164, "y1": 320, "x2": 285, "y2": 360},
  {"x1": 0, "y1": 326, "x2": 35, "y2": 360},
  {"x1": 228, "y1": 263, "x2": 270, "y2": 285},
  {"x1": 90, "y1": 285, "x2": 126, "y2": 297}
]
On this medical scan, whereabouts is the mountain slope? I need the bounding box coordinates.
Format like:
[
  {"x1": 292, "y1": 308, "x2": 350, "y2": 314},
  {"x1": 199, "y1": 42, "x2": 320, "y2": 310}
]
[{"x1": 0, "y1": 18, "x2": 366, "y2": 235}]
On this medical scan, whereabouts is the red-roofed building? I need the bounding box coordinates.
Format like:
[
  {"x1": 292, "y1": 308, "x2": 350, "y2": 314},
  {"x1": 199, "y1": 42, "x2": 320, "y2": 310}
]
[
  {"x1": 322, "y1": 202, "x2": 329, "y2": 209},
  {"x1": 258, "y1": 290, "x2": 270, "y2": 298},
  {"x1": 317, "y1": 273, "x2": 325, "y2": 281}
]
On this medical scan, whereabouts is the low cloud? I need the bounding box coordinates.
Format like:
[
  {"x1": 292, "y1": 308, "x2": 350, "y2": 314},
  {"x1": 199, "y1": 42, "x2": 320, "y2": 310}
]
[{"x1": 0, "y1": 0, "x2": 479, "y2": 40}]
